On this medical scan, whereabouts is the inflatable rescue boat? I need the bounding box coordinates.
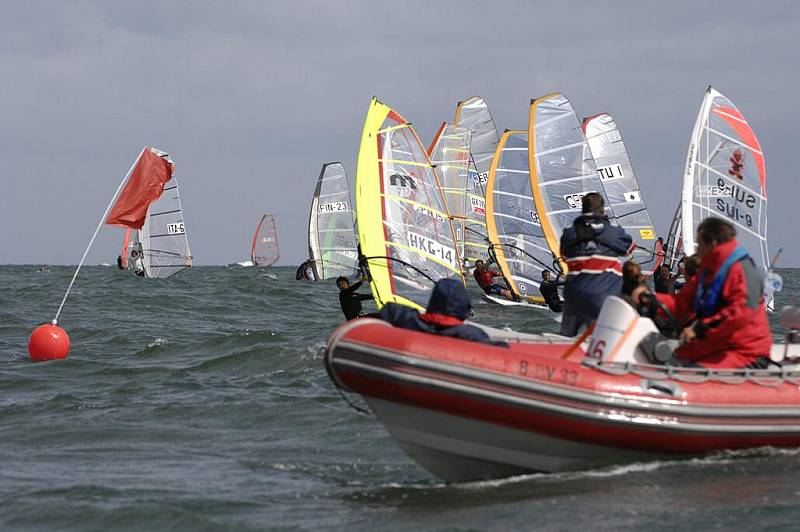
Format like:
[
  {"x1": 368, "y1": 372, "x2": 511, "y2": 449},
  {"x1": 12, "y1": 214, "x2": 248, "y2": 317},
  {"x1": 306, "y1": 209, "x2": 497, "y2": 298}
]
[{"x1": 325, "y1": 297, "x2": 800, "y2": 482}]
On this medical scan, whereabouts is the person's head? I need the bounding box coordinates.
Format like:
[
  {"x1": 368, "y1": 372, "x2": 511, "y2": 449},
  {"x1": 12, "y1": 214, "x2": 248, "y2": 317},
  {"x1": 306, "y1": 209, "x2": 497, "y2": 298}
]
[
  {"x1": 426, "y1": 278, "x2": 471, "y2": 321},
  {"x1": 696, "y1": 217, "x2": 736, "y2": 259},
  {"x1": 622, "y1": 260, "x2": 643, "y2": 285},
  {"x1": 541, "y1": 270, "x2": 551, "y2": 281},
  {"x1": 658, "y1": 265, "x2": 670, "y2": 279},
  {"x1": 581, "y1": 192, "x2": 605, "y2": 215},
  {"x1": 684, "y1": 254, "x2": 701, "y2": 278},
  {"x1": 474, "y1": 259, "x2": 485, "y2": 271},
  {"x1": 131, "y1": 250, "x2": 139, "y2": 258},
  {"x1": 336, "y1": 276, "x2": 349, "y2": 290}
]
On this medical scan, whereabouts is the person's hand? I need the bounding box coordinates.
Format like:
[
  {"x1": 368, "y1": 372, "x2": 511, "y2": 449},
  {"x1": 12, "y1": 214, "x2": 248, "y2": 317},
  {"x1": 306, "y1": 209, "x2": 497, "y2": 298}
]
[
  {"x1": 681, "y1": 326, "x2": 696, "y2": 342},
  {"x1": 361, "y1": 274, "x2": 369, "y2": 283},
  {"x1": 631, "y1": 285, "x2": 649, "y2": 304}
]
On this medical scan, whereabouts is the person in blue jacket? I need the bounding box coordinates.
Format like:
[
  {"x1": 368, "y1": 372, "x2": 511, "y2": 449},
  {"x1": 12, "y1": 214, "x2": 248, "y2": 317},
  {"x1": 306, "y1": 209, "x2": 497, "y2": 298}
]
[
  {"x1": 559, "y1": 193, "x2": 633, "y2": 336},
  {"x1": 376, "y1": 278, "x2": 506, "y2": 347}
]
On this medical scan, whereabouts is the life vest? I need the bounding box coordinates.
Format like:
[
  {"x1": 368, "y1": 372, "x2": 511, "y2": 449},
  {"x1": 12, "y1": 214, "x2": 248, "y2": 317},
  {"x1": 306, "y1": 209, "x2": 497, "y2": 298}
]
[{"x1": 693, "y1": 246, "x2": 749, "y2": 318}]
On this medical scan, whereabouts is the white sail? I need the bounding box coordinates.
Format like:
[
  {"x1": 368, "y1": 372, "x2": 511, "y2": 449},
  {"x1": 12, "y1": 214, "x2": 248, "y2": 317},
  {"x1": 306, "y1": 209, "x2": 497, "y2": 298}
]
[
  {"x1": 528, "y1": 93, "x2": 613, "y2": 272},
  {"x1": 485, "y1": 131, "x2": 552, "y2": 304},
  {"x1": 681, "y1": 87, "x2": 770, "y2": 303},
  {"x1": 136, "y1": 176, "x2": 192, "y2": 278},
  {"x1": 582, "y1": 113, "x2": 660, "y2": 274},
  {"x1": 308, "y1": 162, "x2": 359, "y2": 280},
  {"x1": 427, "y1": 123, "x2": 472, "y2": 265},
  {"x1": 455, "y1": 96, "x2": 500, "y2": 265}
]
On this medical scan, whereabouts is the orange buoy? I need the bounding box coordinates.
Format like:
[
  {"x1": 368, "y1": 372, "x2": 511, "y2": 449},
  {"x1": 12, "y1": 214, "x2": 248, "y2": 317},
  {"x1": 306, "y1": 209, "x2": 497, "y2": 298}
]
[{"x1": 28, "y1": 323, "x2": 70, "y2": 361}]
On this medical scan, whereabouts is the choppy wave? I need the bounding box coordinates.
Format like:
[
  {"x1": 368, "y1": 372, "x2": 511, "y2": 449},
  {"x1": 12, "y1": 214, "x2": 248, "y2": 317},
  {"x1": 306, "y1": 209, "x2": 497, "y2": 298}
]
[{"x1": 1, "y1": 265, "x2": 799, "y2": 531}]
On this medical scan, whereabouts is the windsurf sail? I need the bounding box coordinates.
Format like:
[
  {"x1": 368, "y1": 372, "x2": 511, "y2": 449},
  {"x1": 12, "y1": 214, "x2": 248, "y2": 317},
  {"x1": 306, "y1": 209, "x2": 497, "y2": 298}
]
[
  {"x1": 427, "y1": 123, "x2": 472, "y2": 265},
  {"x1": 682, "y1": 86, "x2": 772, "y2": 306},
  {"x1": 582, "y1": 113, "x2": 660, "y2": 274},
  {"x1": 528, "y1": 93, "x2": 613, "y2": 272},
  {"x1": 663, "y1": 203, "x2": 684, "y2": 271},
  {"x1": 308, "y1": 162, "x2": 359, "y2": 280},
  {"x1": 455, "y1": 96, "x2": 501, "y2": 266},
  {"x1": 356, "y1": 97, "x2": 464, "y2": 311},
  {"x1": 135, "y1": 175, "x2": 192, "y2": 278},
  {"x1": 484, "y1": 130, "x2": 552, "y2": 303},
  {"x1": 251, "y1": 214, "x2": 280, "y2": 267}
]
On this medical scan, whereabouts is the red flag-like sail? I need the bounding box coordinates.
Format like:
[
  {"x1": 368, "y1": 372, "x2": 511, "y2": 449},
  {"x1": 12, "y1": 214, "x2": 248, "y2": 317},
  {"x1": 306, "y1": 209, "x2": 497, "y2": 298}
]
[{"x1": 106, "y1": 147, "x2": 174, "y2": 229}]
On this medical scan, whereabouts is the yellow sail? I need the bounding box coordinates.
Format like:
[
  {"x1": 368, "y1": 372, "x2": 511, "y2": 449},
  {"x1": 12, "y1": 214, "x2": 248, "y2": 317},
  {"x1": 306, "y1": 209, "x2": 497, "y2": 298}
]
[{"x1": 356, "y1": 98, "x2": 464, "y2": 311}]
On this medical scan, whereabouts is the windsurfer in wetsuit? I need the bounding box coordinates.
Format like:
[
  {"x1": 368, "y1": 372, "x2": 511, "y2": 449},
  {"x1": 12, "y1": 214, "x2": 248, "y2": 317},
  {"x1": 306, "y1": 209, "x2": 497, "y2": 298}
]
[
  {"x1": 337, "y1": 276, "x2": 373, "y2": 320},
  {"x1": 539, "y1": 270, "x2": 564, "y2": 312},
  {"x1": 296, "y1": 259, "x2": 314, "y2": 281},
  {"x1": 654, "y1": 265, "x2": 678, "y2": 294},
  {"x1": 473, "y1": 260, "x2": 516, "y2": 300},
  {"x1": 129, "y1": 249, "x2": 145, "y2": 277}
]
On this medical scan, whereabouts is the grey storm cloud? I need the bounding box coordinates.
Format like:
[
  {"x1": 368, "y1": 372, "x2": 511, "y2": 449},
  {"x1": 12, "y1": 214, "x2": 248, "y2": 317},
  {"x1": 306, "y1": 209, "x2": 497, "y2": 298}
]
[{"x1": 1, "y1": 0, "x2": 798, "y2": 265}]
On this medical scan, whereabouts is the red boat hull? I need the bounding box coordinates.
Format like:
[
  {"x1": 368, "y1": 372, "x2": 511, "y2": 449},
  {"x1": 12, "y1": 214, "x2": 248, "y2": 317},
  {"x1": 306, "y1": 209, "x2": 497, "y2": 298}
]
[{"x1": 325, "y1": 319, "x2": 800, "y2": 481}]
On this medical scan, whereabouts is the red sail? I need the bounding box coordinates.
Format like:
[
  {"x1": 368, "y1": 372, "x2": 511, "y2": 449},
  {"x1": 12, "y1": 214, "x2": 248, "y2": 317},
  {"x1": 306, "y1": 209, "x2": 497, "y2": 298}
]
[{"x1": 106, "y1": 148, "x2": 174, "y2": 229}]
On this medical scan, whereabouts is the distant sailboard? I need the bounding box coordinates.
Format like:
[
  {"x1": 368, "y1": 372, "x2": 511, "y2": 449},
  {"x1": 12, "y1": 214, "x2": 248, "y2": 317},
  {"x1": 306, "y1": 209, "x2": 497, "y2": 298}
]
[
  {"x1": 126, "y1": 174, "x2": 193, "y2": 279},
  {"x1": 51, "y1": 146, "x2": 181, "y2": 325},
  {"x1": 251, "y1": 214, "x2": 280, "y2": 267},
  {"x1": 308, "y1": 162, "x2": 359, "y2": 280}
]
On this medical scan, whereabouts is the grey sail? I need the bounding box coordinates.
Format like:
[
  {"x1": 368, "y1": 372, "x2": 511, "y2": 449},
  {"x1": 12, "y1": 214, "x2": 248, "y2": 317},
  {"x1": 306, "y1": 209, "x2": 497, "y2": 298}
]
[
  {"x1": 582, "y1": 113, "x2": 660, "y2": 274},
  {"x1": 308, "y1": 162, "x2": 359, "y2": 280},
  {"x1": 455, "y1": 96, "x2": 500, "y2": 266},
  {"x1": 136, "y1": 176, "x2": 193, "y2": 279}
]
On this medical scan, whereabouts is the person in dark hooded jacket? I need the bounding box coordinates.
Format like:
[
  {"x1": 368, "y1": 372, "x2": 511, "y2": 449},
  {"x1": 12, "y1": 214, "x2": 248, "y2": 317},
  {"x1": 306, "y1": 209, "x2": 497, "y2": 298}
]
[
  {"x1": 559, "y1": 193, "x2": 634, "y2": 336},
  {"x1": 376, "y1": 278, "x2": 506, "y2": 347}
]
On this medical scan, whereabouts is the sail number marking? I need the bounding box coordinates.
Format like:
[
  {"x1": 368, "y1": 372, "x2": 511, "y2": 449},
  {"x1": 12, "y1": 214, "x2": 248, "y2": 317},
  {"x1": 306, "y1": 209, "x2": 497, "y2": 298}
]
[
  {"x1": 319, "y1": 201, "x2": 349, "y2": 213},
  {"x1": 407, "y1": 231, "x2": 457, "y2": 268},
  {"x1": 597, "y1": 163, "x2": 625, "y2": 181},
  {"x1": 166, "y1": 223, "x2": 186, "y2": 235}
]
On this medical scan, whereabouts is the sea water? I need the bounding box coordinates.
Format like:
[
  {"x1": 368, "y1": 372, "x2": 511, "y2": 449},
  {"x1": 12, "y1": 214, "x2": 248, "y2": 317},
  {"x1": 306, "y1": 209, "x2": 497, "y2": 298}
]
[{"x1": 1, "y1": 265, "x2": 799, "y2": 531}]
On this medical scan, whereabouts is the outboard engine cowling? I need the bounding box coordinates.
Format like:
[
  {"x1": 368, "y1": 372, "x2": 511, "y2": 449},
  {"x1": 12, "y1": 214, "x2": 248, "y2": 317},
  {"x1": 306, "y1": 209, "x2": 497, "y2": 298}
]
[{"x1": 587, "y1": 296, "x2": 658, "y2": 364}]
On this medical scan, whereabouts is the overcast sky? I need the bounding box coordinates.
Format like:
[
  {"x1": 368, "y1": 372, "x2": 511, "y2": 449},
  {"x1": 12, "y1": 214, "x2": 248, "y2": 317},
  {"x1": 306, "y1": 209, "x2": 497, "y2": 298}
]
[{"x1": 2, "y1": 1, "x2": 798, "y2": 266}]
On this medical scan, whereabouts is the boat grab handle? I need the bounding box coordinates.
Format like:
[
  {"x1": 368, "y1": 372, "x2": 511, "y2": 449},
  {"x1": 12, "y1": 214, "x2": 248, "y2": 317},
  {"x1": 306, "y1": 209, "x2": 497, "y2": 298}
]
[{"x1": 642, "y1": 379, "x2": 682, "y2": 397}]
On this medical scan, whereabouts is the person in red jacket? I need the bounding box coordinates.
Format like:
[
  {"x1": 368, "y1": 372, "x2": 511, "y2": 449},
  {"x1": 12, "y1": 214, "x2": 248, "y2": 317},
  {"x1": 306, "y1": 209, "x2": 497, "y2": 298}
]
[
  {"x1": 473, "y1": 260, "x2": 515, "y2": 300},
  {"x1": 633, "y1": 217, "x2": 772, "y2": 369}
]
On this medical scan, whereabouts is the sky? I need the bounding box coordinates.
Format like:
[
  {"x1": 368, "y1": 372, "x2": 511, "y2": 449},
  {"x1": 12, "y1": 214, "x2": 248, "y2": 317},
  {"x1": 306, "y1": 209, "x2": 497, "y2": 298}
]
[{"x1": 2, "y1": 0, "x2": 798, "y2": 266}]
